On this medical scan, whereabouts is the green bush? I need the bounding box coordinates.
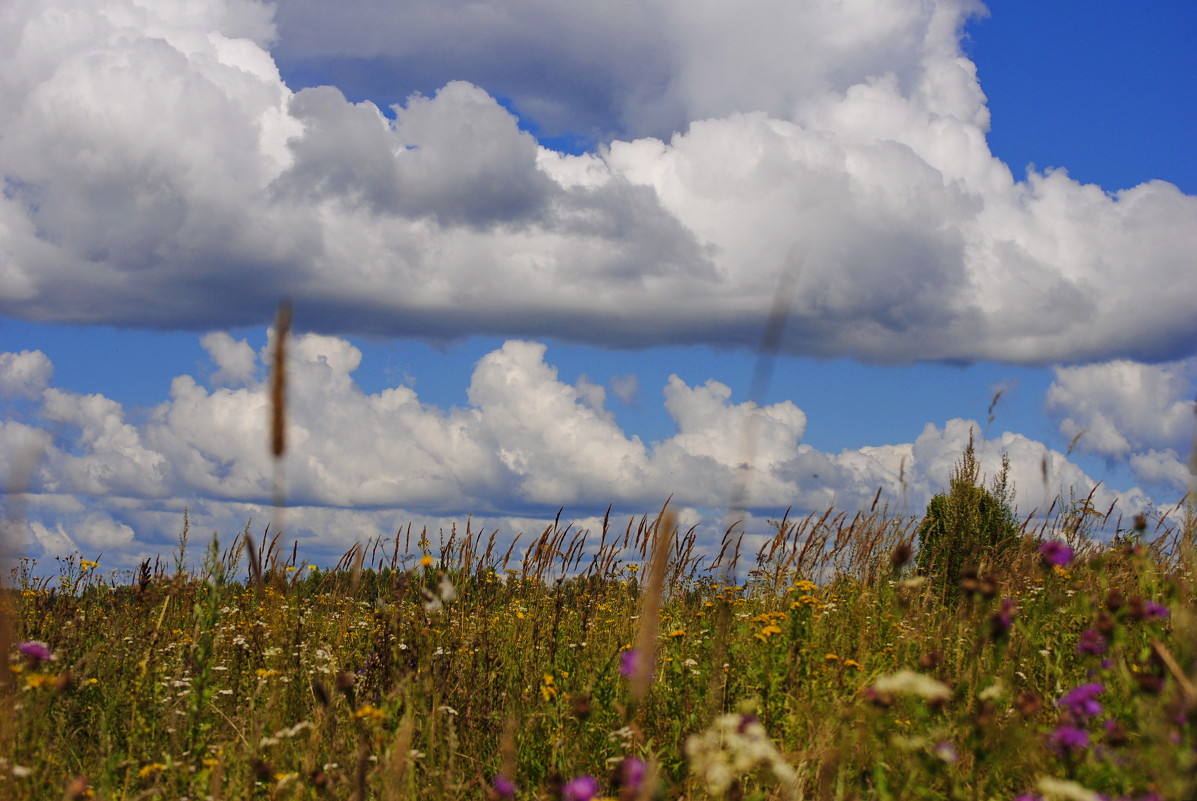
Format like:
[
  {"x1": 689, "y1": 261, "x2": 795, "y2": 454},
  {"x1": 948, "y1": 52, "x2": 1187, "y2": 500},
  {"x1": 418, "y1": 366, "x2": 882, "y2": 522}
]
[{"x1": 916, "y1": 431, "x2": 1020, "y2": 599}]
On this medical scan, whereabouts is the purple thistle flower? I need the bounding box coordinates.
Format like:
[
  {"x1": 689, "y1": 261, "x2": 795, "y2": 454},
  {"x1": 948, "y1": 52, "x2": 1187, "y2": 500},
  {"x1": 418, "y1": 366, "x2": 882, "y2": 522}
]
[
  {"x1": 1047, "y1": 724, "x2": 1089, "y2": 758},
  {"x1": 619, "y1": 649, "x2": 638, "y2": 679},
  {"x1": 1076, "y1": 628, "x2": 1108, "y2": 656},
  {"x1": 562, "y1": 774, "x2": 600, "y2": 801},
  {"x1": 1039, "y1": 540, "x2": 1073, "y2": 567},
  {"x1": 989, "y1": 598, "x2": 1017, "y2": 639},
  {"x1": 615, "y1": 757, "x2": 646, "y2": 793},
  {"x1": 17, "y1": 641, "x2": 54, "y2": 665},
  {"x1": 492, "y1": 775, "x2": 517, "y2": 799},
  {"x1": 1058, "y1": 683, "x2": 1103, "y2": 722},
  {"x1": 1143, "y1": 601, "x2": 1169, "y2": 620}
]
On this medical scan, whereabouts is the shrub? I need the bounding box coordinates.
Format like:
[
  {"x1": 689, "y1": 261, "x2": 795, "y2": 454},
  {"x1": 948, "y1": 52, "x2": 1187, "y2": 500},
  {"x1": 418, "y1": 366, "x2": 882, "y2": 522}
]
[{"x1": 915, "y1": 431, "x2": 1020, "y2": 600}]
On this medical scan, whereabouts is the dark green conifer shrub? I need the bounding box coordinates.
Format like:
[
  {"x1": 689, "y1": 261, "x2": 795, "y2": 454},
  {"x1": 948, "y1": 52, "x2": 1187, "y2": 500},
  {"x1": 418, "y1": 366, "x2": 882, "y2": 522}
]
[{"x1": 916, "y1": 431, "x2": 1020, "y2": 600}]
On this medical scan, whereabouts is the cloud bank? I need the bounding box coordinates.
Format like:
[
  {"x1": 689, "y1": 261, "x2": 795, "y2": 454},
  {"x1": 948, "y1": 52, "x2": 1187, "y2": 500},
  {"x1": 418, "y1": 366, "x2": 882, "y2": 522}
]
[
  {"x1": 0, "y1": 0, "x2": 1194, "y2": 363},
  {"x1": 0, "y1": 335, "x2": 1164, "y2": 567}
]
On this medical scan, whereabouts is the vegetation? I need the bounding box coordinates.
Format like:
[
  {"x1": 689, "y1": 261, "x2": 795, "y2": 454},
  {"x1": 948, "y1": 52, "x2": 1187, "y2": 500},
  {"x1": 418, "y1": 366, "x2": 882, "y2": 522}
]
[
  {"x1": 915, "y1": 433, "x2": 1022, "y2": 602},
  {"x1": 1, "y1": 491, "x2": 1194, "y2": 800}
]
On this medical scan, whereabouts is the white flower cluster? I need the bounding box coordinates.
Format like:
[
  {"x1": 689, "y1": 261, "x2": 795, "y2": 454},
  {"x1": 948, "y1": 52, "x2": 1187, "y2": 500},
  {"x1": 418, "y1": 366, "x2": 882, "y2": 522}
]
[
  {"x1": 684, "y1": 713, "x2": 797, "y2": 799},
  {"x1": 871, "y1": 669, "x2": 952, "y2": 702}
]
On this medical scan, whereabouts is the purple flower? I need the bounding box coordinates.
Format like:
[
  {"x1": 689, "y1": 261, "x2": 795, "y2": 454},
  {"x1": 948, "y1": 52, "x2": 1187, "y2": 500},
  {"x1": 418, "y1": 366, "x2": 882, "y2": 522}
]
[
  {"x1": 1039, "y1": 540, "x2": 1073, "y2": 567},
  {"x1": 990, "y1": 598, "x2": 1017, "y2": 638},
  {"x1": 1058, "y1": 683, "x2": 1103, "y2": 722},
  {"x1": 619, "y1": 649, "x2": 639, "y2": 679},
  {"x1": 562, "y1": 774, "x2": 600, "y2": 801},
  {"x1": 17, "y1": 641, "x2": 54, "y2": 665},
  {"x1": 617, "y1": 757, "x2": 646, "y2": 792},
  {"x1": 1076, "y1": 628, "x2": 1107, "y2": 656},
  {"x1": 492, "y1": 775, "x2": 517, "y2": 799},
  {"x1": 1143, "y1": 601, "x2": 1169, "y2": 621},
  {"x1": 1048, "y1": 725, "x2": 1089, "y2": 758}
]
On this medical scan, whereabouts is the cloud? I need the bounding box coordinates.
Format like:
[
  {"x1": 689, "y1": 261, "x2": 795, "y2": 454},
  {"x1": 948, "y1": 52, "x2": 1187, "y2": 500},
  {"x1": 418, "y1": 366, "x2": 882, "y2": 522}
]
[
  {"x1": 2, "y1": 334, "x2": 1162, "y2": 566},
  {"x1": 201, "y1": 332, "x2": 258, "y2": 386},
  {"x1": 1046, "y1": 358, "x2": 1195, "y2": 492},
  {"x1": 610, "y1": 373, "x2": 639, "y2": 405},
  {"x1": 0, "y1": 0, "x2": 1195, "y2": 366},
  {"x1": 0, "y1": 350, "x2": 53, "y2": 399}
]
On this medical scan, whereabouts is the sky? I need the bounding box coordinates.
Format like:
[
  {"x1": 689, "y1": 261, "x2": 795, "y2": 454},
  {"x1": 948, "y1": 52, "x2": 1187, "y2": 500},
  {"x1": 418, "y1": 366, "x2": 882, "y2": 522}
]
[{"x1": 1, "y1": 0, "x2": 1195, "y2": 573}]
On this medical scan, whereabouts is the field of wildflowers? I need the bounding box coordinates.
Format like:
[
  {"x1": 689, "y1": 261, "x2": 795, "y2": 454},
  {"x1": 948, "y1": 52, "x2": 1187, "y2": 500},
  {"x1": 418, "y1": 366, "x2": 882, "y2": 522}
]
[{"x1": 1, "y1": 498, "x2": 1193, "y2": 800}]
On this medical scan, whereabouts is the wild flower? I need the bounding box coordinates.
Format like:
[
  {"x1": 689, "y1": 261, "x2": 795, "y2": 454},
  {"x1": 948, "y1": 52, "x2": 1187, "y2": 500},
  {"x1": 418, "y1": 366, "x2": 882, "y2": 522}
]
[
  {"x1": 1057, "y1": 684, "x2": 1103, "y2": 723},
  {"x1": 1075, "y1": 629, "x2": 1107, "y2": 656},
  {"x1": 437, "y1": 573, "x2": 457, "y2": 602},
  {"x1": 1039, "y1": 541, "x2": 1074, "y2": 568},
  {"x1": 561, "y1": 774, "x2": 599, "y2": 801},
  {"x1": 17, "y1": 641, "x2": 54, "y2": 666},
  {"x1": 870, "y1": 670, "x2": 951, "y2": 703},
  {"x1": 1047, "y1": 725, "x2": 1089, "y2": 759},
  {"x1": 753, "y1": 624, "x2": 782, "y2": 642},
  {"x1": 619, "y1": 649, "x2": 639, "y2": 679},
  {"x1": 685, "y1": 712, "x2": 797, "y2": 799},
  {"x1": 492, "y1": 774, "x2": 517, "y2": 798},
  {"x1": 540, "y1": 674, "x2": 558, "y2": 702},
  {"x1": 352, "y1": 704, "x2": 385, "y2": 722},
  {"x1": 1034, "y1": 775, "x2": 1102, "y2": 801},
  {"x1": 931, "y1": 741, "x2": 958, "y2": 763},
  {"x1": 990, "y1": 598, "x2": 1017, "y2": 639},
  {"x1": 1128, "y1": 597, "x2": 1170, "y2": 622},
  {"x1": 614, "y1": 757, "x2": 645, "y2": 794}
]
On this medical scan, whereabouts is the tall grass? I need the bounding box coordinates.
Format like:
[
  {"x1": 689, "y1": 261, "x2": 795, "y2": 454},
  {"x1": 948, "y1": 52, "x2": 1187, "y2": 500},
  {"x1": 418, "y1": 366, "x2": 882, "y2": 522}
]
[{"x1": 2, "y1": 500, "x2": 1193, "y2": 800}]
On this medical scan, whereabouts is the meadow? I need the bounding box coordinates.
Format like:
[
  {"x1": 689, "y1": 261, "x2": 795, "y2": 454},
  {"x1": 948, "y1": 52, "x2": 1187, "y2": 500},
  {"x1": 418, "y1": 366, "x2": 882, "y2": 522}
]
[{"x1": 1, "y1": 486, "x2": 1194, "y2": 801}]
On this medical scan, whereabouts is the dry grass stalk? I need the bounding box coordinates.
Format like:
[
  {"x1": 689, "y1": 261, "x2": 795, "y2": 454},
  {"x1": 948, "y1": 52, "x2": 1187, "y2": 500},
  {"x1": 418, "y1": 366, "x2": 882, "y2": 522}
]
[{"x1": 630, "y1": 507, "x2": 675, "y2": 707}]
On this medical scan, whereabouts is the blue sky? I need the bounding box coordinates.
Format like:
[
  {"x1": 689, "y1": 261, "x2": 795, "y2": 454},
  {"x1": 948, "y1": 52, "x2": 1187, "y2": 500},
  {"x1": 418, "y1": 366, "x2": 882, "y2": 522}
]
[{"x1": 1, "y1": 0, "x2": 1195, "y2": 570}]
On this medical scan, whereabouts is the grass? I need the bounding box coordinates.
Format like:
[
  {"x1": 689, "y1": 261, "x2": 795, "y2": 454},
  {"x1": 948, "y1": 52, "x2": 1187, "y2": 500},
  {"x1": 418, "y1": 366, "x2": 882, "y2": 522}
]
[{"x1": 1, "y1": 500, "x2": 1194, "y2": 800}]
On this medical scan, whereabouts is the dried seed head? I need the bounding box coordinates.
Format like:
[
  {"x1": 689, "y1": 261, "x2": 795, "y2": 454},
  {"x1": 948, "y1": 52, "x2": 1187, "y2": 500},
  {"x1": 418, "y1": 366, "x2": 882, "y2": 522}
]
[
  {"x1": 1105, "y1": 588, "x2": 1124, "y2": 612},
  {"x1": 919, "y1": 650, "x2": 943, "y2": 670},
  {"x1": 1016, "y1": 690, "x2": 1043, "y2": 718},
  {"x1": 311, "y1": 678, "x2": 330, "y2": 708}
]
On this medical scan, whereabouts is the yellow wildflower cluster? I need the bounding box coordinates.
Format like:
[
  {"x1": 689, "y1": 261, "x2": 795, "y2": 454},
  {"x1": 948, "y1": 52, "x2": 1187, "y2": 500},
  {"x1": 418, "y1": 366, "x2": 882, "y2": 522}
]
[
  {"x1": 790, "y1": 595, "x2": 821, "y2": 610},
  {"x1": 752, "y1": 612, "x2": 786, "y2": 642},
  {"x1": 540, "y1": 674, "x2": 558, "y2": 701},
  {"x1": 352, "y1": 705, "x2": 385, "y2": 722}
]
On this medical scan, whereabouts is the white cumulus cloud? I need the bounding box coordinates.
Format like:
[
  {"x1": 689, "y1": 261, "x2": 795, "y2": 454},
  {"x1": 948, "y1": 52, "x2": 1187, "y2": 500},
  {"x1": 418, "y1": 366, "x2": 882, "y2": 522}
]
[
  {"x1": 2, "y1": 334, "x2": 1167, "y2": 566},
  {"x1": 1046, "y1": 358, "x2": 1196, "y2": 491},
  {"x1": 0, "y1": 350, "x2": 53, "y2": 399},
  {"x1": 0, "y1": 0, "x2": 1190, "y2": 365}
]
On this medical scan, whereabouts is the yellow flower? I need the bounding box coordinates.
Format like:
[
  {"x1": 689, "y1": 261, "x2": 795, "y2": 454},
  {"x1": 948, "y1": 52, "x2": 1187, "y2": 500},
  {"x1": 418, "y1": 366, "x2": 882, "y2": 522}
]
[
  {"x1": 420, "y1": 554, "x2": 434, "y2": 567},
  {"x1": 23, "y1": 672, "x2": 55, "y2": 689},
  {"x1": 824, "y1": 653, "x2": 839, "y2": 662},
  {"x1": 353, "y1": 704, "x2": 385, "y2": 722},
  {"x1": 255, "y1": 669, "x2": 279, "y2": 679},
  {"x1": 80, "y1": 559, "x2": 99, "y2": 571},
  {"x1": 667, "y1": 629, "x2": 687, "y2": 638},
  {"x1": 540, "y1": 674, "x2": 558, "y2": 701},
  {"x1": 138, "y1": 763, "x2": 167, "y2": 778},
  {"x1": 753, "y1": 624, "x2": 782, "y2": 642},
  {"x1": 843, "y1": 659, "x2": 863, "y2": 670},
  {"x1": 793, "y1": 579, "x2": 818, "y2": 593}
]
